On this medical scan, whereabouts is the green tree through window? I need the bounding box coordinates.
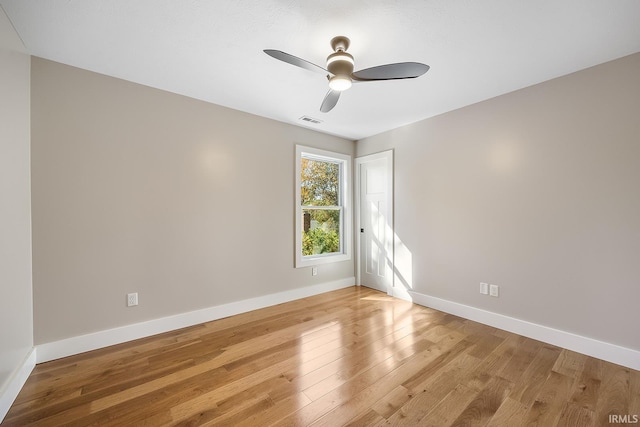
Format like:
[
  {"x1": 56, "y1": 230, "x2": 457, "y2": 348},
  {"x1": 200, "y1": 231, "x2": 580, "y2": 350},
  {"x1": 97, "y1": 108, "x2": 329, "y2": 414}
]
[{"x1": 300, "y1": 158, "x2": 341, "y2": 256}]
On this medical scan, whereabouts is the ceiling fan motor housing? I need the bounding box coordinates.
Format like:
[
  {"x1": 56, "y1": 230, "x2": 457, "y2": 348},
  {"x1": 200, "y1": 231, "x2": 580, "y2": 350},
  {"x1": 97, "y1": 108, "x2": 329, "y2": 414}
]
[
  {"x1": 327, "y1": 50, "x2": 354, "y2": 76},
  {"x1": 327, "y1": 35, "x2": 354, "y2": 78}
]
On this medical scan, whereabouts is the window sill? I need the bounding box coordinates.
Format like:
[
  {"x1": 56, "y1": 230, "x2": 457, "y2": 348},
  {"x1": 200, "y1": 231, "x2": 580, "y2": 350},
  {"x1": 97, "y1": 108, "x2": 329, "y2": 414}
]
[{"x1": 295, "y1": 253, "x2": 351, "y2": 268}]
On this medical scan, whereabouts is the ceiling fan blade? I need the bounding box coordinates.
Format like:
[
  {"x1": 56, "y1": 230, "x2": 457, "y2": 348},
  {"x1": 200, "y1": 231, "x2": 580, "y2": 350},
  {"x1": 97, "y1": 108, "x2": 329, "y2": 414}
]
[
  {"x1": 352, "y1": 62, "x2": 430, "y2": 81},
  {"x1": 320, "y1": 89, "x2": 340, "y2": 113},
  {"x1": 264, "y1": 49, "x2": 328, "y2": 74}
]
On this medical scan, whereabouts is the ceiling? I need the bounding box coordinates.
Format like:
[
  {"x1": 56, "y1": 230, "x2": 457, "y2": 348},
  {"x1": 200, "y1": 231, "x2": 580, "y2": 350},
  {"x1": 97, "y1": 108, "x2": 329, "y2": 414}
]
[{"x1": 2, "y1": 1, "x2": 640, "y2": 140}]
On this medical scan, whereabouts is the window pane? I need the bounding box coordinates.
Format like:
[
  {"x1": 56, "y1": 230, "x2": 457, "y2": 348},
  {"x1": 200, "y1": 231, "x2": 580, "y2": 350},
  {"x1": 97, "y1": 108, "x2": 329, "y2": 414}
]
[
  {"x1": 300, "y1": 158, "x2": 339, "y2": 206},
  {"x1": 302, "y1": 209, "x2": 341, "y2": 256}
]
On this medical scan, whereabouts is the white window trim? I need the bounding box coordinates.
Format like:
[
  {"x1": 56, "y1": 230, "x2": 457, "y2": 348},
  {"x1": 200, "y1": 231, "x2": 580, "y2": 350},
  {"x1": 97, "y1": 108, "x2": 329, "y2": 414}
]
[{"x1": 295, "y1": 145, "x2": 352, "y2": 268}]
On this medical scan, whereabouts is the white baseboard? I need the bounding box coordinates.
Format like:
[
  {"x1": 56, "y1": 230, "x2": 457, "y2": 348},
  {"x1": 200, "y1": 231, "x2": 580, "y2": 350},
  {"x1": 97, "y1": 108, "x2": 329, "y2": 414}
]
[
  {"x1": 37, "y1": 278, "x2": 355, "y2": 363},
  {"x1": 391, "y1": 286, "x2": 413, "y2": 302},
  {"x1": 0, "y1": 348, "x2": 36, "y2": 423},
  {"x1": 408, "y1": 290, "x2": 640, "y2": 371}
]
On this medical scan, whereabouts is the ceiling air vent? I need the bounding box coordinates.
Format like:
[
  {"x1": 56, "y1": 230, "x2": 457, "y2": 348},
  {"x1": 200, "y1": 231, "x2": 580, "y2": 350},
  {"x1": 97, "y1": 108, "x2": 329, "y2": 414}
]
[{"x1": 299, "y1": 116, "x2": 323, "y2": 125}]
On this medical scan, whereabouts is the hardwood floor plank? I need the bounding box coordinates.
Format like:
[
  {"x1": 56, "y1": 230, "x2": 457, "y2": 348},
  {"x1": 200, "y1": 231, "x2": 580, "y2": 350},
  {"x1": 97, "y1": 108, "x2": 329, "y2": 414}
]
[
  {"x1": 420, "y1": 383, "x2": 480, "y2": 426},
  {"x1": 403, "y1": 346, "x2": 480, "y2": 395},
  {"x1": 277, "y1": 356, "x2": 404, "y2": 425},
  {"x1": 485, "y1": 397, "x2": 529, "y2": 426},
  {"x1": 234, "y1": 393, "x2": 311, "y2": 427},
  {"x1": 450, "y1": 376, "x2": 513, "y2": 426},
  {"x1": 631, "y1": 368, "x2": 640, "y2": 419},
  {"x1": 278, "y1": 328, "x2": 467, "y2": 426},
  {"x1": 522, "y1": 370, "x2": 575, "y2": 426},
  {"x1": 552, "y1": 349, "x2": 588, "y2": 379},
  {"x1": 344, "y1": 409, "x2": 386, "y2": 426},
  {"x1": 4, "y1": 286, "x2": 639, "y2": 426},
  {"x1": 401, "y1": 339, "x2": 471, "y2": 393},
  {"x1": 370, "y1": 384, "x2": 411, "y2": 419},
  {"x1": 569, "y1": 356, "x2": 603, "y2": 413},
  {"x1": 284, "y1": 346, "x2": 349, "y2": 386},
  {"x1": 595, "y1": 363, "x2": 632, "y2": 426},
  {"x1": 496, "y1": 336, "x2": 544, "y2": 383},
  {"x1": 507, "y1": 344, "x2": 562, "y2": 405},
  {"x1": 308, "y1": 338, "x2": 459, "y2": 427},
  {"x1": 168, "y1": 355, "x2": 300, "y2": 423},
  {"x1": 556, "y1": 401, "x2": 595, "y2": 427},
  {"x1": 382, "y1": 350, "x2": 480, "y2": 425},
  {"x1": 302, "y1": 337, "x2": 434, "y2": 402}
]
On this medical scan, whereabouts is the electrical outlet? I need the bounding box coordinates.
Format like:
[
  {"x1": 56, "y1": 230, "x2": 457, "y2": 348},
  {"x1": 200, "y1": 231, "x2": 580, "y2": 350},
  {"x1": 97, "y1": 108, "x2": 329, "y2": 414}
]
[
  {"x1": 311, "y1": 266, "x2": 318, "y2": 276},
  {"x1": 489, "y1": 284, "x2": 499, "y2": 297},
  {"x1": 480, "y1": 282, "x2": 489, "y2": 295},
  {"x1": 127, "y1": 292, "x2": 138, "y2": 307}
]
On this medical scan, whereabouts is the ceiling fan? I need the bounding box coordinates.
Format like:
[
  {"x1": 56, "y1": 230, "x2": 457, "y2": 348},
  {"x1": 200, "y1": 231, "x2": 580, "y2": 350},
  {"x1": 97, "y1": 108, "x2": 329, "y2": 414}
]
[{"x1": 264, "y1": 36, "x2": 430, "y2": 113}]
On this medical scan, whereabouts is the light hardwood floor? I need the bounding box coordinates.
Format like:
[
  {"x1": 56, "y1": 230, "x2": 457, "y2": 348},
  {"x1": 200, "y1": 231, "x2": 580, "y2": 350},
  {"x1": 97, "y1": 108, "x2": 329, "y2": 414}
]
[{"x1": 4, "y1": 286, "x2": 639, "y2": 426}]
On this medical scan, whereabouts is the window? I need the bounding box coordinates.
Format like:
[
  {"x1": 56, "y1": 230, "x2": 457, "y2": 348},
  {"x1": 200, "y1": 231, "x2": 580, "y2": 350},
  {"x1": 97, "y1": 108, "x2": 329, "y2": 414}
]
[{"x1": 295, "y1": 145, "x2": 351, "y2": 267}]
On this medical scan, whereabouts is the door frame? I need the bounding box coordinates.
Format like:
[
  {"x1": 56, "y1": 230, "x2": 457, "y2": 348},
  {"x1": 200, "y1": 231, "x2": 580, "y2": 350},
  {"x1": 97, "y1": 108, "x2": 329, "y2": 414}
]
[{"x1": 355, "y1": 150, "x2": 394, "y2": 294}]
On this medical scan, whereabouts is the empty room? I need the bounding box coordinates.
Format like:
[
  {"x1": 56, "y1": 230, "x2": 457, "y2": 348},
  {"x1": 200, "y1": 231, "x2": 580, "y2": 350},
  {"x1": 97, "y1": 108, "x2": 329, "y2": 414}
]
[{"x1": 1, "y1": 1, "x2": 639, "y2": 425}]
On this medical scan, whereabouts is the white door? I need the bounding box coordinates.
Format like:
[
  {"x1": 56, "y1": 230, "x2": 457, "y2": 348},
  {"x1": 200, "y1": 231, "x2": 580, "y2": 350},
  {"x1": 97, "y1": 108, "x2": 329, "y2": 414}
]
[{"x1": 357, "y1": 151, "x2": 393, "y2": 294}]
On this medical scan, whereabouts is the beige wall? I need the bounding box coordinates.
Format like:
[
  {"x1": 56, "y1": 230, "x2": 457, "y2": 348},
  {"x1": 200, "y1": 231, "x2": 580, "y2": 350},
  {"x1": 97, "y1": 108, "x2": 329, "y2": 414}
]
[
  {"x1": 26, "y1": 49, "x2": 640, "y2": 352},
  {"x1": 357, "y1": 52, "x2": 640, "y2": 351},
  {"x1": 0, "y1": 9, "x2": 33, "y2": 394},
  {"x1": 31, "y1": 58, "x2": 355, "y2": 344}
]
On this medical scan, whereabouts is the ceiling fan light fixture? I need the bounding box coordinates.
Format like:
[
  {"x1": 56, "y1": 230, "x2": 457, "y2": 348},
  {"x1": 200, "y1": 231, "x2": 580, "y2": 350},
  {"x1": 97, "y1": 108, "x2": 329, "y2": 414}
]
[
  {"x1": 329, "y1": 75, "x2": 352, "y2": 91},
  {"x1": 264, "y1": 34, "x2": 429, "y2": 113}
]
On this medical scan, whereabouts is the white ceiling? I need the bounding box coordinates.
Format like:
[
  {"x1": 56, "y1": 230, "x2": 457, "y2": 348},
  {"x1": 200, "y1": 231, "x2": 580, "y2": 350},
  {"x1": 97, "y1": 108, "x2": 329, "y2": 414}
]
[{"x1": 2, "y1": 1, "x2": 640, "y2": 140}]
